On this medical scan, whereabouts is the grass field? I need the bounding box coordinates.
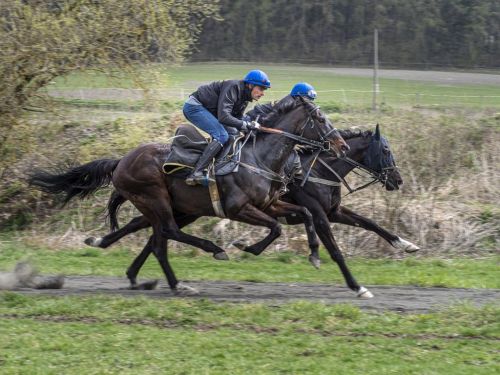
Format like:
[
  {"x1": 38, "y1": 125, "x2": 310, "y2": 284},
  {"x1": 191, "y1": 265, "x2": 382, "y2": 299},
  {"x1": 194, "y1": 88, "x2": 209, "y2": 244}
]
[
  {"x1": 0, "y1": 239, "x2": 499, "y2": 289},
  {"x1": 49, "y1": 63, "x2": 500, "y2": 108},
  {"x1": 0, "y1": 293, "x2": 498, "y2": 375}
]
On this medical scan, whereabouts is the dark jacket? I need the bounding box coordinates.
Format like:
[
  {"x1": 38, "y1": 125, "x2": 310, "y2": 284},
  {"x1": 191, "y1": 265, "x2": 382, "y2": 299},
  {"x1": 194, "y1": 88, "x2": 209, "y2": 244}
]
[{"x1": 192, "y1": 80, "x2": 252, "y2": 130}]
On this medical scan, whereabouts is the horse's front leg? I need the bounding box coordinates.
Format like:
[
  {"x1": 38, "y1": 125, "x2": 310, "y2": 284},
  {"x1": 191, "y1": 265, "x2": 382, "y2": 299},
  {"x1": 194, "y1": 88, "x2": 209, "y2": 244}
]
[
  {"x1": 266, "y1": 200, "x2": 320, "y2": 263},
  {"x1": 330, "y1": 206, "x2": 419, "y2": 253},
  {"x1": 231, "y1": 200, "x2": 318, "y2": 258},
  {"x1": 229, "y1": 203, "x2": 285, "y2": 256},
  {"x1": 312, "y1": 211, "x2": 372, "y2": 298}
]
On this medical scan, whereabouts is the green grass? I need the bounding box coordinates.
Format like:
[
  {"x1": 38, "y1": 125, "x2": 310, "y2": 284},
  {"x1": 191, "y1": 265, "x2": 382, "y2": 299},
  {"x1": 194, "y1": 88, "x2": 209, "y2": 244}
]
[
  {"x1": 0, "y1": 293, "x2": 498, "y2": 374},
  {"x1": 0, "y1": 239, "x2": 498, "y2": 289},
  {"x1": 49, "y1": 63, "x2": 500, "y2": 108}
]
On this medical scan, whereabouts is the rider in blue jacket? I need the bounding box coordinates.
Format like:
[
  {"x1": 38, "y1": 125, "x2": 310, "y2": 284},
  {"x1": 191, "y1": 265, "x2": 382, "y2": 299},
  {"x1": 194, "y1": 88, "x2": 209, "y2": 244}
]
[{"x1": 183, "y1": 70, "x2": 271, "y2": 186}]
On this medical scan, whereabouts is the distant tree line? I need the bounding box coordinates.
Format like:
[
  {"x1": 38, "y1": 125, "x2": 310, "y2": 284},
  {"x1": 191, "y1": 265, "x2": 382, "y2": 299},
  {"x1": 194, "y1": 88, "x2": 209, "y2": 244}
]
[{"x1": 193, "y1": 0, "x2": 500, "y2": 68}]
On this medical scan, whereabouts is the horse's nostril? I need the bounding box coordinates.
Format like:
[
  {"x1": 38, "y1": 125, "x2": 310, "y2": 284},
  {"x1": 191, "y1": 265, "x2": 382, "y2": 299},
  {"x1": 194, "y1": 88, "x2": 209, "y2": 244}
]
[{"x1": 341, "y1": 144, "x2": 350, "y2": 152}]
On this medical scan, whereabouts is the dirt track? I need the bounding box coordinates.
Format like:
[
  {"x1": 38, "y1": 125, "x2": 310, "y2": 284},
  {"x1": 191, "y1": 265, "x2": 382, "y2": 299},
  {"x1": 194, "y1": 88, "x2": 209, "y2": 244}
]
[{"x1": 15, "y1": 276, "x2": 500, "y2": 313}]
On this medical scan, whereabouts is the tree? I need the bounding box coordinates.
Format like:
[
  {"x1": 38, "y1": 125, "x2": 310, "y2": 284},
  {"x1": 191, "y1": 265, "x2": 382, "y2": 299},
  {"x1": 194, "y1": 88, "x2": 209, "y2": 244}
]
[{"x1": 0, "y1": 0, "x2": 219, "y2": 149}]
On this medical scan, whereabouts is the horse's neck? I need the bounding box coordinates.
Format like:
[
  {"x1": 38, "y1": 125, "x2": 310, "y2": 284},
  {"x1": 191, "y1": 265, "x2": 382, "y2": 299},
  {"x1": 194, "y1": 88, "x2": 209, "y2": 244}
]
[
  {"x1": 252, "y1": 133, "x2": 295, "y2": 172},
  {"x1": 315, "y1": 136, "x2": 370, "y2": 180},
  {"x1": 251, "y1": 109, "x2": 307, "y2": 172}
]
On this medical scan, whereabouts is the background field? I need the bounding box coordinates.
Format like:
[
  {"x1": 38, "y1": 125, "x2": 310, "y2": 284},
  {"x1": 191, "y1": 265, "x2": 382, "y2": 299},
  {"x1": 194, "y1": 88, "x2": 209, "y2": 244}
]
[
  {"x1": 1, "y1": 63, "x2": 499, "y2": 374},
  {"x1": 48, "y1": 63, "x2": 500, "y2": 108}
]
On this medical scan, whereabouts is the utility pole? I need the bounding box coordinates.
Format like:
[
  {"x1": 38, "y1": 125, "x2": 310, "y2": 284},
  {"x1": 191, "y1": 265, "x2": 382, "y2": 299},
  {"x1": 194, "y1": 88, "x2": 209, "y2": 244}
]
[{"x1": 372, "y1": 28, "x2": 379, "y2": 111}]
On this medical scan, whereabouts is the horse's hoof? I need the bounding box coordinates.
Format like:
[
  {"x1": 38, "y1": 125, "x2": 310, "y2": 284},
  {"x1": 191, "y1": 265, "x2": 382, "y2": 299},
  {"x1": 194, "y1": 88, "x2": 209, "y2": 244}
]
[
  {"x1": 357, "y1": 286, "x2": 374, "y2": 299},
  {"x1": 231, "y1": 239, "x2": 248, "y2": 251},
  {"x1": 308, "y1": 255, "x2": 321, "y2": 269},
  {"x1": 213, "y1": 252, "x2": 229, "y2": 261},
  {"x1": 174, "y1": 282, "x2": 199, "y2": 296},
  {"x1": 134, "y1": 280, "x2": 158, "y2": 290},
  {"x1": 84, "y1": 236, "x2": 102, "y2": 248},
  {"x1": 392, "y1": 237, "x2": 420, "y2": 253}
]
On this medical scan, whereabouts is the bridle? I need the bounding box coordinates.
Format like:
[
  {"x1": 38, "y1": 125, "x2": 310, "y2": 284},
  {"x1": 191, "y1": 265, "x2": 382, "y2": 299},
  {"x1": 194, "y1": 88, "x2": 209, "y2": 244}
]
[
  {"x1": 258, "y1": 103, "x2": 334, "y2": 152},
  {"x1": 298, "y1": 134, "x2": 399, "y2": 195},
  {"x1": 238, "y1": 101, "x2": 337, "y2": 186},
  {"x1": 323, "y1": 156, "x2": 399, "y2": 195}
]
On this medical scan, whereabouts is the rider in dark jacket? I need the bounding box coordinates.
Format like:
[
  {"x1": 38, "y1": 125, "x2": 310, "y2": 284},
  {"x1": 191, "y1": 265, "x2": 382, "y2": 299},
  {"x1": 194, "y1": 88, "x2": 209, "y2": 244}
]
[{"x1": 183, "y1": 70, "x2": 271, "y2": 186}]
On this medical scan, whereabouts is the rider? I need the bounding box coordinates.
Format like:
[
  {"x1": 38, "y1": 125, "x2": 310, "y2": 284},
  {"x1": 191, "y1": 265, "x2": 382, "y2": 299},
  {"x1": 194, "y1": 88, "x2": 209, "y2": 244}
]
[
  {"x1": 245, "y1": 82, "x2": 318, "y2": 177},
  {"x1": 183, "y1": 70, "x2": 271, "y2": 186},
  {"x1": 245, "y1": 82, "x2": 317, "y2": 120}
]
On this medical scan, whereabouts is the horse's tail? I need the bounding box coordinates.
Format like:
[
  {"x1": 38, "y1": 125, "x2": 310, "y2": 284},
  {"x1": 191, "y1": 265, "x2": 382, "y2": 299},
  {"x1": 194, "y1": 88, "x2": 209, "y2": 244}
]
[
  {"x1": 106, "y1": 190, "x2": 127, "y2": 231},
  {"x1": 29, "y1": 158, "x2": 120, "y2": 205}
]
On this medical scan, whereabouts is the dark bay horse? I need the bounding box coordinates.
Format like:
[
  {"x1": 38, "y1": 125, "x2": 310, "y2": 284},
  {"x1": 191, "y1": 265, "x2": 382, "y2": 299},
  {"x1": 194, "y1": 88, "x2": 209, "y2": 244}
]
[
  {"x1": 234, "y1": 125, "x2": 417, "y2": 297},
  {"x1": 85, "y1": 125, "x2": 417, "y2": 298},
  {"x1": 29, "y1": 96, "x2": 348, "y2": 294}
]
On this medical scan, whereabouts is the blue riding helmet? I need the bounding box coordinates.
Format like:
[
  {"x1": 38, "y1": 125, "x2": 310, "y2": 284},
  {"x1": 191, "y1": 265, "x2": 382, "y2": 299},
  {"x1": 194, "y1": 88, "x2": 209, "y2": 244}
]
[
  {"x1": 290, "y1": 82, "x2": 317, "y2": 100},
  {"x1": 244, "y1": 70, "x2": 271, "y2": 88}
]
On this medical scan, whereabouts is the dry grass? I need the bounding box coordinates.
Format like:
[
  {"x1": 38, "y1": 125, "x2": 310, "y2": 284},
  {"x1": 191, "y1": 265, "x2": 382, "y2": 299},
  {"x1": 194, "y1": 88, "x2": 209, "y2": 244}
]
[{"x1": 1, "y1": 105, "x2": 498, "y2": 258}]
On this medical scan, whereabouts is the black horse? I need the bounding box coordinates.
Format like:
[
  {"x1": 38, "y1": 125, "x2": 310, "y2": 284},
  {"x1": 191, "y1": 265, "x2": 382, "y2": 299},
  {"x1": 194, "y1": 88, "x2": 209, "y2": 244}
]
[
  {"x1": 85, "y1": 125, "x2": 417, "y2": 298},
  {"x1": 29, "y1": 96, "x2": 349, "y2": 294}
]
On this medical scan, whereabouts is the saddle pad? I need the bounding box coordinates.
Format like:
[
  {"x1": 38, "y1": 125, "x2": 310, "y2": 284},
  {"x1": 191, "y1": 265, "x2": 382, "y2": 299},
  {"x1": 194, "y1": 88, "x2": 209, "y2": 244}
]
[
  {"x1": 162, "y1": 124, "x2": 209, "y2": 174},
  {"x1": 163, "y1": 124, "x2": 244, "y2": 176}
]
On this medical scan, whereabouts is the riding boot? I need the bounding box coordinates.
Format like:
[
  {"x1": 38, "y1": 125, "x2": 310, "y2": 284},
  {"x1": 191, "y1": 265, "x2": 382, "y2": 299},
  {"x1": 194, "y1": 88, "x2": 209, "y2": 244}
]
[{"x1": 185, "y1": 140, "x2": 223, "y2": 186}]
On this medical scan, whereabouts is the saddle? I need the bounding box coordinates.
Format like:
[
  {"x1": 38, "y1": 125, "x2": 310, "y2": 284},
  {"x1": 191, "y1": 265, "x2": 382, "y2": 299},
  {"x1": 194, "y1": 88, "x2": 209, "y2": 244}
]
[{"x1": 163, "y1": 124, "x2": 243, "y2": 176}]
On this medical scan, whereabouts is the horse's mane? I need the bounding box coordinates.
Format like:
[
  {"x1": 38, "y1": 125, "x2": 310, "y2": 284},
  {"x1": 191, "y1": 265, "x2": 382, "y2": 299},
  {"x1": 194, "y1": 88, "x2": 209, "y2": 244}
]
[
  {"x1": 261, "y1": 95, "x2": 314, "y2": 126},
  {"x1": 338, "y1": 128, "x2": 372, "y2": 139}
]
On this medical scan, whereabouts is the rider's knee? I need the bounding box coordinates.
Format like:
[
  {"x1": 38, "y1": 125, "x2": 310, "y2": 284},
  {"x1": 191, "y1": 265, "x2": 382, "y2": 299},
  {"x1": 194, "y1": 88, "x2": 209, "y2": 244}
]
[{"x1": 216, "y1": 129, "x2": 229, "y2": 144}]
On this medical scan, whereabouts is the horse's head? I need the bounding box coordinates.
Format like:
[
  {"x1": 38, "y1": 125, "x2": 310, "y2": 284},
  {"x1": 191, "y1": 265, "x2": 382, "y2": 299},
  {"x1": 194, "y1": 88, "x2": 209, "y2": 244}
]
[
  {"x1": 299, "y1": 97, "x2": 350, "y2": 157},
  {"x1": 261, "y1": 96, "x2": 349, "y2": 157},
  {"x1": 363, "y1": 124, "x2": 403, "y2": 191}
]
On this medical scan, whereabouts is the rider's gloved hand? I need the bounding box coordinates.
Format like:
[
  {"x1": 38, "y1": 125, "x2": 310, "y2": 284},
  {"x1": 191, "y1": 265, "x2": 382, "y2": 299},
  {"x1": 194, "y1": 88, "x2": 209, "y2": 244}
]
[
  {"x1": 249, "y1": 121, "x2": 261, "y2": 131},
  {"x1": 241, "y1": 120, "x2": 261, "y2": 133}
]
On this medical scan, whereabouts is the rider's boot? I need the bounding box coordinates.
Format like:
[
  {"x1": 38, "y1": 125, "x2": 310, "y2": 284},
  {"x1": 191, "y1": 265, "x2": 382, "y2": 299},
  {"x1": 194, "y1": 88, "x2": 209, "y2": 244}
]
[{"x1": 185, "y1": 140, "x2": 223, "y2": 186}]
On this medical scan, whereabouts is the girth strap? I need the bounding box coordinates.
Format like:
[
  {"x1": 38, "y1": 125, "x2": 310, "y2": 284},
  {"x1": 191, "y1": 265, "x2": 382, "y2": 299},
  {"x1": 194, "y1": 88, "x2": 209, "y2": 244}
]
[{"x1": 208, "y1": 165, "x2": 226, "y2": 218}]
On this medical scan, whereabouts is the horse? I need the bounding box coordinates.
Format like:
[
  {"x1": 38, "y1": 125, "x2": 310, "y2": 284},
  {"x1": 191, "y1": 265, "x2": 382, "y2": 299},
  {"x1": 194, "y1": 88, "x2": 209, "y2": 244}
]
[
  {"x1": 84, "y1": 125, "x2": 417, "y2": 298},
  {"x1": 29, "y1": 96, "x2": 349, "y2": 294}
]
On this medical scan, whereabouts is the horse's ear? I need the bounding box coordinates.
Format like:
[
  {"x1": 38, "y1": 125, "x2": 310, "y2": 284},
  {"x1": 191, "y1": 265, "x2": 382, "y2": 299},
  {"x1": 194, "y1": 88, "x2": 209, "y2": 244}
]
[{"x1": 375, "y1": 123, "x2": 381, "y2": 140}]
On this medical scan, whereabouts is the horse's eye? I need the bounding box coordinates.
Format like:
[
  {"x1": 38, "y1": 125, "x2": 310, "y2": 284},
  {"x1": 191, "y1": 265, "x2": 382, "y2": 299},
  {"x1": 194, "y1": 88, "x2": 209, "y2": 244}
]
[{"x1": 383, "y1": 147, "x2": 390, "y2": 155}]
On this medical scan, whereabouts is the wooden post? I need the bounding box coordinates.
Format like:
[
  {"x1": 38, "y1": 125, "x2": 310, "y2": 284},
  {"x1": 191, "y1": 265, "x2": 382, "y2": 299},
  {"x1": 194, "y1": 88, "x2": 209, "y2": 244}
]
[{"x1": 372, "y1": 29, "x2": 379, "y2": 111}]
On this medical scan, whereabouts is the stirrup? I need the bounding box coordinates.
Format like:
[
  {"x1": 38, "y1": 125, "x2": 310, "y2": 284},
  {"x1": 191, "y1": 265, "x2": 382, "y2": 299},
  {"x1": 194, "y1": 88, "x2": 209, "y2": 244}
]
[{"x1": 185, "y1": 172, "x2": 213, "y2": 187}]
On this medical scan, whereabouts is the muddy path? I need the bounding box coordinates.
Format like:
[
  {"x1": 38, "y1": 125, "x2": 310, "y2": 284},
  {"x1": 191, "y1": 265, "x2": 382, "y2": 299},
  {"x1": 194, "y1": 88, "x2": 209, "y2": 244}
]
[{"x1": 14, "y1": 276, "x2": 500, "y2": 313}]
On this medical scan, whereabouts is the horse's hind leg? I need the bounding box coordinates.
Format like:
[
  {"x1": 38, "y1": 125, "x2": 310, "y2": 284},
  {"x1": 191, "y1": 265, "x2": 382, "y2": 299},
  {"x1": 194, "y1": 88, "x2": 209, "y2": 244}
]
[
  {"x1": 85, "y1": 215, "x2": 150, "y2": 248},
  {"x1": 128, "y1": 192, "x2": 229, "y2": 292},
  {"x1": 125, "y1": 214, "x2": 199, "y2": 288},
  {"x1": 127, "y1": 201, "x2": 189, "y2": 292},
  {"x1": 126, "y1": 236, "x2": 158, "y2": 290},
  {"x1": 330, "y1": 206, "x2": 419, "y2": 253}
]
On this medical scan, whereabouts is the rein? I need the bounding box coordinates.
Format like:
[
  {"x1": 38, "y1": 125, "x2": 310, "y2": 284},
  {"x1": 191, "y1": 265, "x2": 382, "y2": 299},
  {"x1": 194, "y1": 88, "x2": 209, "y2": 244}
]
[
  {"x1": 299, "y1": 155, "x2": 397, "y2": 196},
  {"x1": 259, "y1": 126, "x2": 330, "y2": 151}
]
